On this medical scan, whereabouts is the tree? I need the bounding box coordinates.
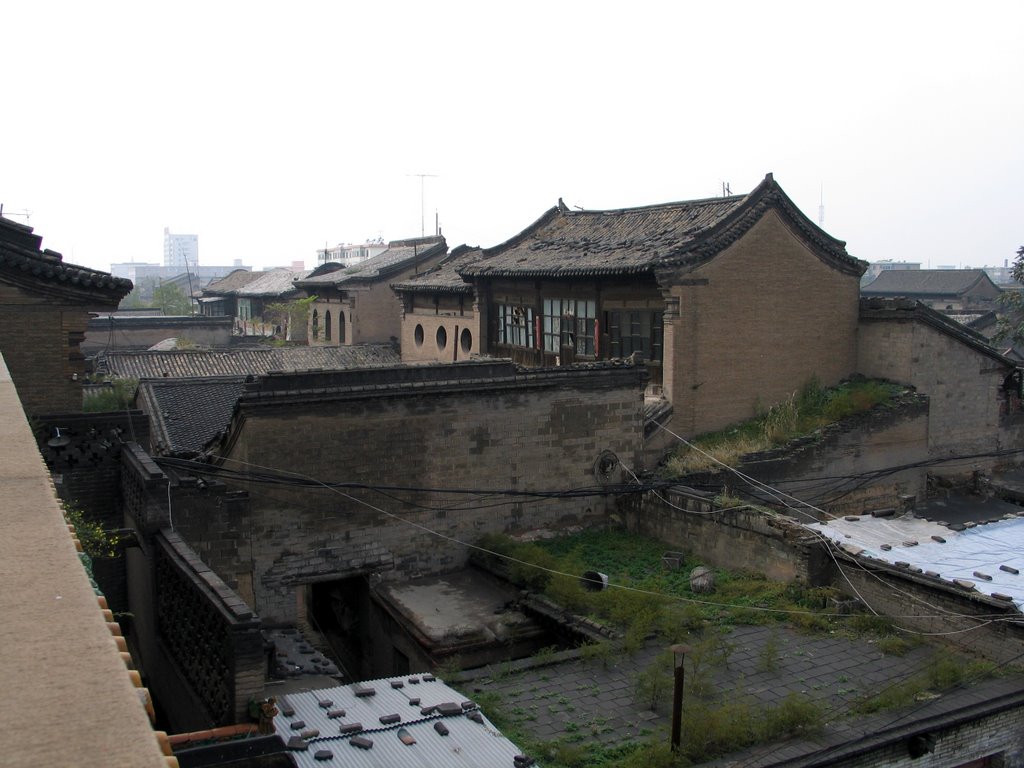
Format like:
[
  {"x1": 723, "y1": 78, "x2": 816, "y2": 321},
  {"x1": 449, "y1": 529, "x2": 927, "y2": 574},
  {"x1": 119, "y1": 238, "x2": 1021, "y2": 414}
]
[
  {"x1": 994, "y1": 245, "x2": 1024, "y2": 345},
  {"x1": 264, "y1": 295, "x2": 316, "y2": 340},
  {"x1": 151, "y1": 282, "x2": 193, "y2": 316}
]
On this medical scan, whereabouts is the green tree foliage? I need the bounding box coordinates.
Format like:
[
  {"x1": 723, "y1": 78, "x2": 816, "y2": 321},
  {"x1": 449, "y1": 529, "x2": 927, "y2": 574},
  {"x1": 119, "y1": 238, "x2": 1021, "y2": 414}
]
[
  {"x1": 264, "y1": 295, "x2": 317, "y2": 337},
  {"x1": 83, "y1": 378, "x2": 138, "y2": 412},
  {"x1": 151, "y1": 282, "x2": 193, "y2": 316},
  {"x1": 995, "y1": 245, "x2": 1024, "y2": 345}
]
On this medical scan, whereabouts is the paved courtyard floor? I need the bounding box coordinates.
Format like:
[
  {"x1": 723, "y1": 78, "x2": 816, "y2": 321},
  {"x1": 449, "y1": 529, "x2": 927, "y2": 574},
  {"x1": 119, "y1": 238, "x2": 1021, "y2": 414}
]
[{"x1": 449, "y1": 623, "x2": 1024, "y2": 765}]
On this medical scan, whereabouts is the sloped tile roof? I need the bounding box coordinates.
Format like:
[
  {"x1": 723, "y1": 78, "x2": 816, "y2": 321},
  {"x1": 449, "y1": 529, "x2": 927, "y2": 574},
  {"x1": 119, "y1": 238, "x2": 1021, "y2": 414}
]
[
  {"x1": 861, "y1": 269, "x2": 1000, "y2": 297},
  {"x1": 458, "y1": 174, "x2": 862, "y2": 279},
  {"x1": 136, "y1": 377, "x2": 246, "y2": 456},
  {"x1": 0, "y1": 216, "x2": 132, "y2": 302},
  {"x1": 271, "y1": 676, "x2": 527, "y2": 768},
  {"x1": 234, "y1": 268, "x2": 311, "y2": 297},
  {"x1": 297, "y1": 237, "x2": 447, "y2": 287},
  {"x1": 202, "y1": 268, "x2": 260, "y2": 294},
  {"x1": 98, "y1": 345, "x2": 402, "y2": 379},
  {"x1": 391, "y1": 245, "x2": 480, "y2": 294}
]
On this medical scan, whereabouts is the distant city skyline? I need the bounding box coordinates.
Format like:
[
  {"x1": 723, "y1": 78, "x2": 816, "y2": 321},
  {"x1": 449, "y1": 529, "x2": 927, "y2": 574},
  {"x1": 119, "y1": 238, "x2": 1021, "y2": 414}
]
[{"x1": 2, "y1": 3, "x2": 1020, "y2": 276}]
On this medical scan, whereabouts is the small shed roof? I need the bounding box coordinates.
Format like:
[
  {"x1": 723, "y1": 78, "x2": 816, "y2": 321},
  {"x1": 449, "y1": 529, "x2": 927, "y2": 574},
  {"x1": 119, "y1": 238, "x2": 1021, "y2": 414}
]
[
  {"x1": 807, "y1": 512, "x2": 1024, "y2": 609},
  {"x1": 136, "y1": 376, "x2": 246, "y2": 456},
  {"x1": 271, "y1": 676, "x2": 528, "y2": 768}
]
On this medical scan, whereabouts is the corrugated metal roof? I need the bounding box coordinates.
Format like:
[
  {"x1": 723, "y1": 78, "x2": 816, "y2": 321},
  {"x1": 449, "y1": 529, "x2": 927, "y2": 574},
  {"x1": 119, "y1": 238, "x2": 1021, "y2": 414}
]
[
  {"x1": 272, "y1": 677, "x2": 528, "y2": 768},
  {"x1": 806, "y1": 514, "x2": 1024, "y2": 608},
  {"x1": 99, "y1": 345, "x2": 402, "y2": 379}
]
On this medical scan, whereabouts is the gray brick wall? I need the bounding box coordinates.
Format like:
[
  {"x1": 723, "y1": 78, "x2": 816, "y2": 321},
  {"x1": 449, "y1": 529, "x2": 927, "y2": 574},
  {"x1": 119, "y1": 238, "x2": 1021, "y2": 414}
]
[{"x1": 174, "y1": 363, "x2": 647, "y2": 623}]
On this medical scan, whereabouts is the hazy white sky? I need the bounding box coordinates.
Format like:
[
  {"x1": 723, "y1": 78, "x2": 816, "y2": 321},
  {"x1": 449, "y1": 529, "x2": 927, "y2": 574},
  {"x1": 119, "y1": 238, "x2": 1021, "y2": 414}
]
[{"x1": 2, "y1": 1, "x2": 1021, "y2": 273}]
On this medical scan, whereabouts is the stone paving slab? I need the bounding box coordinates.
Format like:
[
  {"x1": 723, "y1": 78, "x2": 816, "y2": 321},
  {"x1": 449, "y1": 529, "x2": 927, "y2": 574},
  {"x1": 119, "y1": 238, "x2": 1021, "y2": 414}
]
[{"x1": 455, "y1": 623, "x2": 940, "y2": 751}]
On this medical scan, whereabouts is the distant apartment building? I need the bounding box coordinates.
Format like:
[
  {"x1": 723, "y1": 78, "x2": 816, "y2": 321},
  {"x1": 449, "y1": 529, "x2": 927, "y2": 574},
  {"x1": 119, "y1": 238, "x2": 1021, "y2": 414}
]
[
  {"x1": 316, "y1": 240, "x2": 387, "y2": 267},
  {"x1": 164, "y1": 227, "x2": 199, "y2": 269}
]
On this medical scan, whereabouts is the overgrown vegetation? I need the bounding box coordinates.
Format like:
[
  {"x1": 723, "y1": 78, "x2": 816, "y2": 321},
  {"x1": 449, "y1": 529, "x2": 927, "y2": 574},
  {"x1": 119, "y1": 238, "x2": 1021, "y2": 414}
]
[
  {"x1": 854, "y1": 653, "x2": 998, "y2": 714},
  {"x1": 664, "y1": 377, "x2": 901, "y2": 476},
  {"x1": 63, "y1": 502, "x2": 120, "y2": 559},
  {"x1": 480, "y1": 688, "x2": 822, "y2": 768},
  {"x1": 474, "y1": 530, "x2": 839, "y2": 640},
  {"x1": 468, "y1": 529, "x2": 1002, "y2": 767},
  {"x1": 83, "y1": 377, "x2": 138, "y2": 412},
  {"x1": 264, "y1": 295, "x2": 317, "y2": 339}
]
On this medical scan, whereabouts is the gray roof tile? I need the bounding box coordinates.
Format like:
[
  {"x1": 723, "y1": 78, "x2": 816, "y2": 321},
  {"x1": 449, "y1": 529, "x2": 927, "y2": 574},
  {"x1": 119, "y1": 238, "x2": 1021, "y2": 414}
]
[
  {"x1": 862, "y1": 268, "x2": 1000, "y2": 296},
  {"x1": 99, "y1": 345, "x2": 402, "y2": 379},
  {"x1": 137, "y1": 377, "x2": 245, "y2": 456},
  {"x1": 391, "y1": 246, "x2": 480, "y2": 294},
  {"x1": 459, "y1": 174, "x2": 862, "y2": 279},
  {"x1": 0, "y1": 215, "x2": 132, "y2": 300},
  {"x1": 298, "y1": 237, "x2": 446, "y2": 287}
]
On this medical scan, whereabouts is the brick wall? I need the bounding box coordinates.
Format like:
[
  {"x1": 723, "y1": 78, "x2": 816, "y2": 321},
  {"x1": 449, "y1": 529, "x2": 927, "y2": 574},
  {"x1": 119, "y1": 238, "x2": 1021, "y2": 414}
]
[
  {"x1": 82, "y1": 316, "x2": 232, "y2": 354},
  {"x1": 686, "y1": 395, "x2": 930, "y2": 518},
  {"x1": 664, "y1": 211, "x2": 862, "y2": 436},
  {"x1": 308, "y1": 252, "x2": 449, "y2": 348},
  {"x1": 400, "y1": 293, "x2": 479, "y2": 363},
  {"x1": 120, "y1": 447, "x2": 265, "y2": 730},
  {"x1": 788, "y1": 690, "x2": 1024, "y2": 767},
  {"x1": 35, "y1": 411, "x2": 150, "y2": 613},
  {"x1": 858, "y1": 313, "x2": 1024, "y2": 475},
  {"x1": 0, "y1": 284, "x2": 92, "y2": 414},
  {"x1": 183, "y1": 362, "x2": 647, "y2": 623},
  {"x1": 838, "y1": 557, "x2": 1024, "y2": 665},
  {"x1": 626, "y1": 488, "x2": 831, "y2": 584}
]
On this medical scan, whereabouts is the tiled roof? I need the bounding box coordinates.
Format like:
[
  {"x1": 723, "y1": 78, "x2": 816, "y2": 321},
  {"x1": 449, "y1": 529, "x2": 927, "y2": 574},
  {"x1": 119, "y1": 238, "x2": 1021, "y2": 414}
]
[
  {"x1": 297, "y1": 237, "x2": 447, "y2": 287},
  {"x1": 234, "y1": 268, "x2": 311, "y2": 297},
  {"x1": 0, "y1": 215, "x2": 133, "y2": 302},
  {"x1": 271, "y1": 676, "x2": 528, "y2": 768},
  {"x1": 136, "y1": 377, "x2": 246, "y2": 456},
  {"x1": 202, "y1": 268, "x2": 261, "y2": 294},
  {"x1": 391, "y1": 245, "x2": 480, "y2": 294},
  {"x1": 97, "y1": 345, "x2": 402, "y2": 379},
  {"x1": 862, "y1": 269, "x2": 1000, "y2": 296},
  {"x1": 458, "y1": 174, "x2": 862, "y2": 280}
]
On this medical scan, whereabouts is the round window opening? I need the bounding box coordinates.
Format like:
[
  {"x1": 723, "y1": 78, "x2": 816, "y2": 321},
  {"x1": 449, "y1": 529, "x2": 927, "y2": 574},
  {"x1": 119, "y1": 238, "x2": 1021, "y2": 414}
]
[
  {"x1": 436, "y1": 326, "x2": 448, "y2": 350},
  {"x1": 414, "y1": 324, "x2": 424, "y2": 346},
  {"x1": 460, "y1": 328, "x2": 472, "y2": 354}
]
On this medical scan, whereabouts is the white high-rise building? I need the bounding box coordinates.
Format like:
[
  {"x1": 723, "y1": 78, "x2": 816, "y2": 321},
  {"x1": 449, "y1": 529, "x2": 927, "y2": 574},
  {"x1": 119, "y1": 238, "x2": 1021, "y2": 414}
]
[{"x1": 163, "y1": 227, "x2": 199, "y2": 269}]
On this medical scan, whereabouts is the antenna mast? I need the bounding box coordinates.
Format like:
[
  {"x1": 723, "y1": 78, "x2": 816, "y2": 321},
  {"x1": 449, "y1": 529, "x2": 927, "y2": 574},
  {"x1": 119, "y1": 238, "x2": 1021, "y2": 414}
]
[
  {"x1": 407, "y1": 173, "x2": 439, "y2": 237},
  {"x1": 818, "y1": 184, "x2": 825, "y2": 226}
]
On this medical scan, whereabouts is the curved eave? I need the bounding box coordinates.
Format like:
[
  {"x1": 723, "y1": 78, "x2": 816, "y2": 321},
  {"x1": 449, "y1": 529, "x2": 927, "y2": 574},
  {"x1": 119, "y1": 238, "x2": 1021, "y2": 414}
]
[
  {"x1": 392, "y1": 282, "x2": 473, "y2": 295},
  {"x1": 659, "y1": 175, "x2": 866, "y2": 279},
  {"x1": 479, "y1": 205, "x2": 561, "y2": 260},
  {"x1": 462, "y1": 263, "x2": 655, "y2": 280},
  {"x1": 0, "y1": 263, "x2": 133, "y2": 304}
]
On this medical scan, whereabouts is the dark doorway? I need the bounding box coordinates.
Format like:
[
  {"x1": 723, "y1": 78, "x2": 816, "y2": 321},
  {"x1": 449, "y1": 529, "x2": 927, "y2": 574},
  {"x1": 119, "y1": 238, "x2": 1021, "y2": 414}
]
[{"x1": 308, "y1": 577, "x2": 371, "y2": 681}]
